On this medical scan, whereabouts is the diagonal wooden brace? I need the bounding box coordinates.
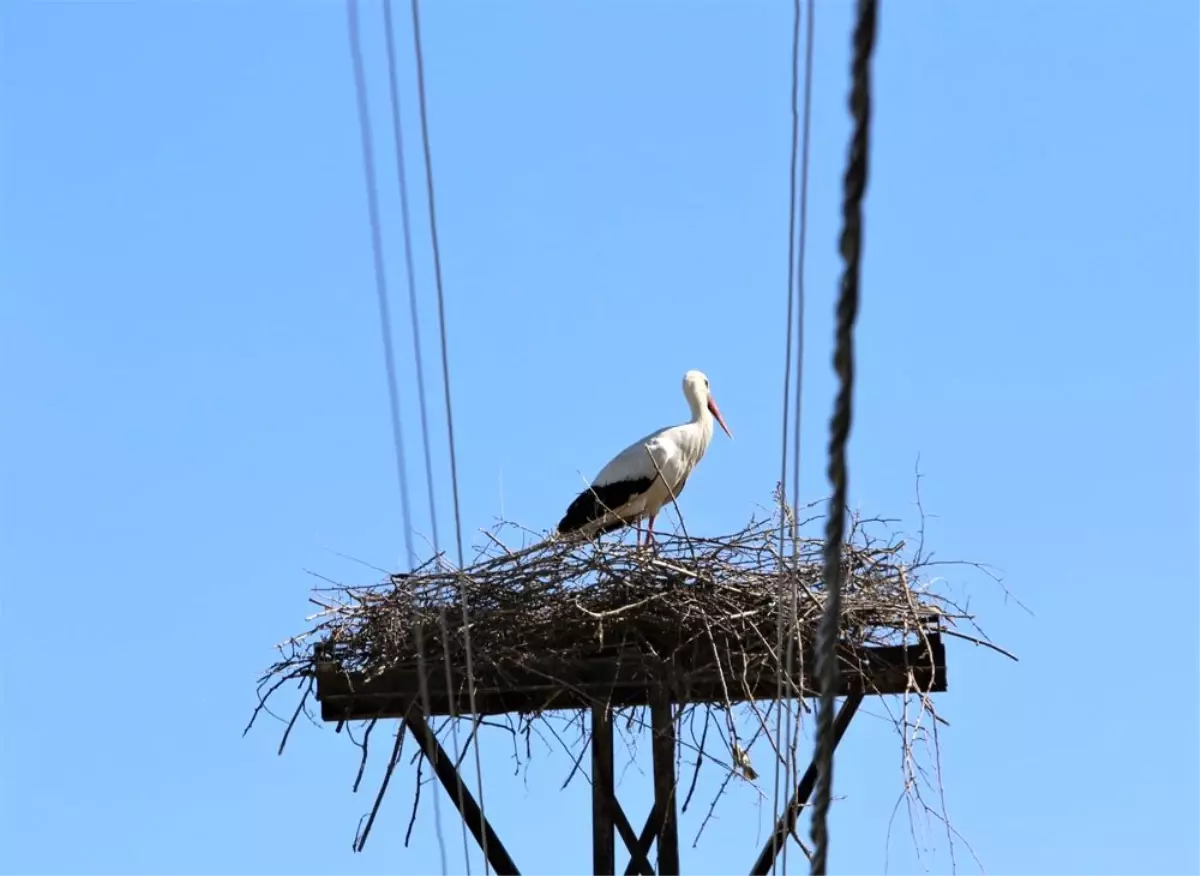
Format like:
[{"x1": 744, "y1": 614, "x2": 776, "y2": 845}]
[
  {"x1": 593, "y1": 703, "x2": 656, "y2": 876},
  {"x1": 748, "y1": 693, "x2": 865, "y2": 876},
  {"x1": 404, "y1": 713, "x2": 522, "y2": 876},
  {"x1": 621, "y1": 800, "x2": 662, "y2": 876},
  {"x1": 611, "y1": 801, "x2": 655, "y2": 876},
  {"x1": 618, "y1": 694, "x2": 680, "y2": 876}
]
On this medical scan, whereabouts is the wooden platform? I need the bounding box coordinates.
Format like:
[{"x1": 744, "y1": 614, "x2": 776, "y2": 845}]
[
  {"x1": 309, "y1": 624, "x2": 949, "y2": 875},
  {"x1": 314, "y1": 634, "x2": 946, "y2": 722}
]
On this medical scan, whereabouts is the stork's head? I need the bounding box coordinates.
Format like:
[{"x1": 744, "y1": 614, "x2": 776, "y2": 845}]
[{"x1": 683, "y1": 370, "x2": 733, "y2": 439}]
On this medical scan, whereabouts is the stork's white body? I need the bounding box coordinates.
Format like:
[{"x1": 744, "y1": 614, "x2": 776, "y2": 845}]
[
  {"x1": 556, "y1": 370, "x2": 733, "y2": 545},
  {"x1": 574, "y1": 421, "x2": 709, "y2": 535}
]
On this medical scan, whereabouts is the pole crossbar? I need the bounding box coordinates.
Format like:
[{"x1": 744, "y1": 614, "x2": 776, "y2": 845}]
[
  {"x1": 748, "y1": 693, "x2": 865, "y2": 876},
  {"x1": 403, "y1": 714, "x2": 521, "y2": 876}
]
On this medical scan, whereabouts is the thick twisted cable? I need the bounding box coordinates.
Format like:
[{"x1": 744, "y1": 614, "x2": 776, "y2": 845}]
[{"x1": 809, "y1": 1, "x2": 877, "y2": 874}]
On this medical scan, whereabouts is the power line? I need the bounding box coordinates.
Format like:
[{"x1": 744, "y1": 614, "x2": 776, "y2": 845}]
[
  {"x1": 407, "y1": 0, "x2": 465, "y2": 572},
  {"x1": 379, "y1": 0, "x2": 473, "y2": 871},
  {"x1": 784, "y1": 6, "x2": 816, "y2": 872},
  {"x1": 381, "y1": 0, "x2": 441, "y2": 570},
  {"x1": 345, "y1": 0, "x2": 448, "y2": 872},
  {"x1": 792, "y1": 0, "x2": 816, "y2": 581},
  {"x1": 773, "y1": 1, "x2": 811, "y2": 872},
  {"x1": 809, "y1": 1, "x2": 877, "y2": 873},
  {"x1": 408, "y1": 1, "x2": 491, "y2": 872}
]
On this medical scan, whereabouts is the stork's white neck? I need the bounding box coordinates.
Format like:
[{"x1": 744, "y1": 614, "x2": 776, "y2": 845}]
[{"x1": 687, "y1": 393, "x2": 715, "y2": 443}]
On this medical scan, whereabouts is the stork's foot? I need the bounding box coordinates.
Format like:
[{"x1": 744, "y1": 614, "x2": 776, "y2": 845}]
[
  {"x1": 633, "y1": 526, "x2": 658, "y2": 555},
  {"x1": 637, "y1": 530, "x2": 659, "y2": 555}
]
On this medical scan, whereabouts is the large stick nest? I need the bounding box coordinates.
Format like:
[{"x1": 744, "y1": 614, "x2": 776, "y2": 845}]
[
  {"x1": 249, "y1": 493, "x2": 1010, "y2": 860},
  {"x1": 311, "y1": 510, "x2": 947, "y2": 706}
]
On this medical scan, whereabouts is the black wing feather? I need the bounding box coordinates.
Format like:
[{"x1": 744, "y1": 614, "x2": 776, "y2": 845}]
[{"x1": 557, "y1": 477, "x2": 655, "y2": 534}]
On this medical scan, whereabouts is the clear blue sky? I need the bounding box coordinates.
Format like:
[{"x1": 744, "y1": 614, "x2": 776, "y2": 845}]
[{"x1": 2, "y1": 2, "x2": 1197, "y2": 874}]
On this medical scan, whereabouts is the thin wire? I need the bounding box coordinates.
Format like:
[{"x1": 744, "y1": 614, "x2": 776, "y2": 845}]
[
  {"x1": 783, "y1": 2, "x2": 817, "y2": 873},
  {"x1": 773, "y1": 1, "x2": 805, "y2": 872},
  {"x1": 809, "y1": 1, "x2": 877, "y2": 873},
  {"x1": 408, "y1": 2, "x2": 491, "y2": 872},
  {"x1": 791, "y1": 0, "x2": 815, "y2": 587},
  {"x1": 381, "y1": 0, "x2": 440, "y2": 557},
  {"x1": 345, "y1": 0, "x2": 447, "y2": 871},
  {"x1": 407, "y1": 0, "x2": 464, "y2": 570},
  {"x1": 379, "y1": 1, "x2": 472, "y2": 871}
]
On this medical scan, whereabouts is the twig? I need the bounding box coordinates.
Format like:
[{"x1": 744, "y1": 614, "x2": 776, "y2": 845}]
[{"x1": 354, "y1": 720, "x2": 407, "y2": 853}]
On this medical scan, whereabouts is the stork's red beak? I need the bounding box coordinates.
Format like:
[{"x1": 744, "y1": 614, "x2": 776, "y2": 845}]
[{"x1": 708, "y1": 396, "x2": 733, "y2": 439}]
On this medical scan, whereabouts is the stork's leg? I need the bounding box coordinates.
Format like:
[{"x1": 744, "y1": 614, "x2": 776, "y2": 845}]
[{"x1": 646, "y1": 513, "x2": 657, "y2": 549}]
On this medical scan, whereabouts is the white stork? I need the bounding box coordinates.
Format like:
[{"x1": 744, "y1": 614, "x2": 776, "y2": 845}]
[{"x1": 556, "y1": 370, "x2": 733, "y2": 546}]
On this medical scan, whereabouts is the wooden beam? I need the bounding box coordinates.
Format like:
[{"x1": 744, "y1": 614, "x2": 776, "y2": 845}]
[
  {"x1": 650, "y1": 692, "x2": 680, "y2": 876},
  {"x1": 591, "y1": 704, "x2": 615, "y2": 876},
  {"x1": 622, "y1": 802, "x2": 661, "y2": 876},
  {"x1": 402, "y1": 714, "x2": 521, "y2": 876},
  {"x1": 587, "y1": 698, "x2": 654, "y2": 876},
  {"x1": 315, "y1": 637, "x2": 945, "y2": 721},
  {"x1": 747, "y1": 693, "x2": 864, "y2": 876},
  {"x1": 611, "y1": 799, "x2": 654, "y2": 876}
]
